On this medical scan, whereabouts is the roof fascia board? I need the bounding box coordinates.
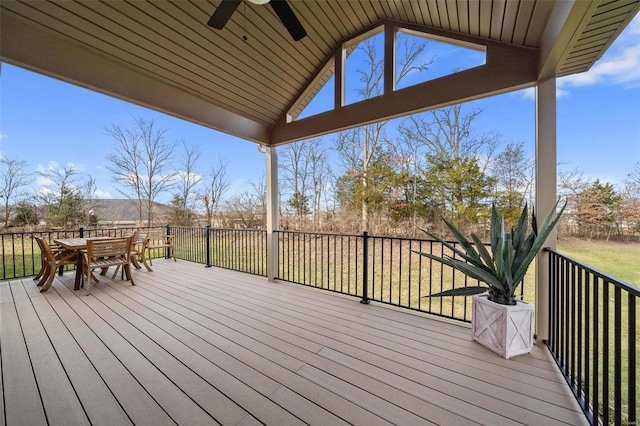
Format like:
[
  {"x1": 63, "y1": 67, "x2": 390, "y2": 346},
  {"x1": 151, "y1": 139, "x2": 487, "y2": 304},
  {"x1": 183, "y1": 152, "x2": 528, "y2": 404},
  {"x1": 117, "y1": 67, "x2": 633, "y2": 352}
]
[
  {"x1": 271, "y1": 43, "x2": 537, "y2": 145},
  {"x1": 0, "y1": 11, "x2": 270, "y2": 144},
  {"x1": 538, "y1": 0, "x2": 599, "y2": 79}
]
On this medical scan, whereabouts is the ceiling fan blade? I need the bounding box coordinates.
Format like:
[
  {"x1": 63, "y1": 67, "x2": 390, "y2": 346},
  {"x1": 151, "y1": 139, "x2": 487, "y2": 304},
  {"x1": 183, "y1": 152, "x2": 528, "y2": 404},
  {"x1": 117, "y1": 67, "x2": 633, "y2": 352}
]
[
  {"x1": 269, "y1": 0, "x2": 307, "y2": 41},
  {"x1": 208, "y1": 0, "x2": 241, "y2": 29}
]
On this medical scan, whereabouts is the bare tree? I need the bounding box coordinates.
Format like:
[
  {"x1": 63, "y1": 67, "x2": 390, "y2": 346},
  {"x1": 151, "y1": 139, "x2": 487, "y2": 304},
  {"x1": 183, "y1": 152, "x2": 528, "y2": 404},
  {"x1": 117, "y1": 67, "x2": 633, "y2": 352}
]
[
  {"x1": 492, "y1": 142, "x2": 535, "y2": 224},
  {"x1": 391, "y1": 133, "x2": 429, "y2": 234},
  {"x1": 222, "y1": 176, "x2": 266, "y2": 228},
  {"x1": 307, "y1": 140, "x2": 330, "y2": 230},
  {"x1": 0, "y1": 154, "x2": 32, "y2": 226},
  {"x1": 557, "y1": 165, "x2": 591, "y2": 236},
  {"x1": 279, "y1": 139, "x2": 313, "y2": 227},
  {"x1": 625, "y1": 161, "x2": 640, "y2": 197},
  {"x1": 36, "y1": 164, "x2": 84, "y2": 227},
  {"x1": 619, "y1": 162, "x2": 640, "y2": 239},
  {"x1": 335, "y1": 37, "x2": 432, "y2": 231},
  {"x1": 105, "y1": 117, "x2": 176, "y2": 225},
  {"x1": 398, "y1": 104, "x2": 500, "y2": 172},
  {"x1": 83, "y1": 174, "x2": 98, "y2": 226},
  {"x1": 200, "y1": 156, "x2": 230, "y2": 226},
  {"x1": 172, "y1": 142, "x2": 203, "y2": 225}
]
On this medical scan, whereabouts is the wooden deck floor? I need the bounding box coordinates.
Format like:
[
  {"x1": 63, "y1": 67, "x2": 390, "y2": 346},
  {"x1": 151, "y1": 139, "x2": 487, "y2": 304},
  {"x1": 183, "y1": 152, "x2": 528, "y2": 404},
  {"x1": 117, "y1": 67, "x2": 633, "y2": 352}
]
[{"x1": 1, "y1": 260, "x2": 587, "y2": 426}]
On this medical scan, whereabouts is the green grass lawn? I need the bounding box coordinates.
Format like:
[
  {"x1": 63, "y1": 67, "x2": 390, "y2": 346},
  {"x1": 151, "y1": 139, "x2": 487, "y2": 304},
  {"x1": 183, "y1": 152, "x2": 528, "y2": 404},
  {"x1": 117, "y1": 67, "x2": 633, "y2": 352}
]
[
  {"x1": 558, "y1": 238, "x2": 640, "y2": 287},
  {"x1": 557, "y1": 238, "x2": 639, "y2": 425}
]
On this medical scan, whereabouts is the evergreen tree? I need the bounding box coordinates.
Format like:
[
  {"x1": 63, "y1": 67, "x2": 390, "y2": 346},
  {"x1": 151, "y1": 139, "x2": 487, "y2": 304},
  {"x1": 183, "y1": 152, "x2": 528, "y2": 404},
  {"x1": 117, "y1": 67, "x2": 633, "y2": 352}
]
[
  {"x1": 420, "y1": 155, "x2": 495, "y2": 233},
  {"x1": 576, "y1": 179, "x2": 622, "y2": 239}
]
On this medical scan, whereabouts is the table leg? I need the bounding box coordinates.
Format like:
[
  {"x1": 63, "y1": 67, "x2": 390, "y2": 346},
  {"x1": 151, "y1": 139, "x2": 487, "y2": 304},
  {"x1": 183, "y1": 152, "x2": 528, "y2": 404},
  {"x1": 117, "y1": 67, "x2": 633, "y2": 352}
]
[{"x1": 74, "y1": 252, "x2": 83, "y2": 290}]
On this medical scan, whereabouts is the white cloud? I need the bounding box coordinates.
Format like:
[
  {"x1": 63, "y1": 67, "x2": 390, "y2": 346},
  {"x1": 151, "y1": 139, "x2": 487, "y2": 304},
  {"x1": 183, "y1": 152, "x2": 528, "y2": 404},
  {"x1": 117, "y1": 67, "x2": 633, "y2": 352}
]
[
  {"x1": 35, "y1": 175, "x2": 54, "y2": 186},
  {"x1": 37, "y1": 161, "x2": 60, "y2": 174},
  {"x1": 34, "y1": 186, "x2": 54, "y2": 197},
  {"x1": 0, "y1": 133, "x2": 8, "y2": 140},
  {"x1": 519, "y1": 87, "x2": 535, "y2": 100},
  {"x1": 516, "y1": 15, "x2": 640, "y2": 100},
  {"x1": 93, "y1": 189, "x2": 113, "y2": 199},
  {"x1": 558, "y1": 15, "x2": 640, "y2": 93},
  {"x1": 66, "y1": 161, "x2": 85, "y2": 172}
]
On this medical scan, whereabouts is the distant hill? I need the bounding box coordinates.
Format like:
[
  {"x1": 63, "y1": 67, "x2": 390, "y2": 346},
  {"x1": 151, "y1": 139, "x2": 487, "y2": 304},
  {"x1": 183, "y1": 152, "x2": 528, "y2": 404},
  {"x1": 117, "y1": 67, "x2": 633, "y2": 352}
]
[{"x1": 87, "y1": 199, "x2": 174, "y2": 226}]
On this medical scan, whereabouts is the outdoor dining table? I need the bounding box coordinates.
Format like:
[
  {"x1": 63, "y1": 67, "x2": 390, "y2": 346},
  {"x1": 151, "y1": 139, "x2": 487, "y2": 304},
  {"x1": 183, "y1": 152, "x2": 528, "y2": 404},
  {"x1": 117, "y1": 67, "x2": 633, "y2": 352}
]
[
  {"x1": 53, "y1": 238, "x2": 94, "y2": 290},
  {"x1": 53, "y1": 237, "x2": 128, "y2": 290}
]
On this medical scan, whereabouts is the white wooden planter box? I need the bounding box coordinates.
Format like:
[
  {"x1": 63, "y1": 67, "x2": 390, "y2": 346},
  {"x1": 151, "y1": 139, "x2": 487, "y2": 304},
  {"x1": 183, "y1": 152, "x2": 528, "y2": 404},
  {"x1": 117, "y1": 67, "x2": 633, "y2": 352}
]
[{"x1": 471, "y1": 294, "x2": 534, "y2": 359}]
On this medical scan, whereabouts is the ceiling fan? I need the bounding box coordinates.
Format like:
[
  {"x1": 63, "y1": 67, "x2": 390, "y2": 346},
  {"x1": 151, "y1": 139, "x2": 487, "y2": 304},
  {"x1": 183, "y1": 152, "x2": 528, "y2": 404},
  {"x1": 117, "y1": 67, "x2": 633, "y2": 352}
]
[{"x1": 208, "y1": 0, "x2": 307, "y2": 42}]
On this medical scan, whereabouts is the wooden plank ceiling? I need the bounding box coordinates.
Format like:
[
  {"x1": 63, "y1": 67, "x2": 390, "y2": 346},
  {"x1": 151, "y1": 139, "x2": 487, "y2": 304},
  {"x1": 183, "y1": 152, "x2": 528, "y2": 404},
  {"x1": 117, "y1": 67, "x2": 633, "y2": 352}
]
[{"x1": 1, "y1": 0, "x2": 638, "y2": 145}]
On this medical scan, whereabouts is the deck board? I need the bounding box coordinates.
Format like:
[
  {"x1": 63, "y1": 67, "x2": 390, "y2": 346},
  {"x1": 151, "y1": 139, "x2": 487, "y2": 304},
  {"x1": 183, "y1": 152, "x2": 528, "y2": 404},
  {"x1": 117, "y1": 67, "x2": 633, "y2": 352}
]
[
  {"x1": 1, "y1": 291, "x2": 48, "y2": 426},
  {"x1": 10, "y1": 280, "x2": 88, "y2": 426},
  {"x1": 1, "y1": 260, "x2": 588, "y2": 425}
]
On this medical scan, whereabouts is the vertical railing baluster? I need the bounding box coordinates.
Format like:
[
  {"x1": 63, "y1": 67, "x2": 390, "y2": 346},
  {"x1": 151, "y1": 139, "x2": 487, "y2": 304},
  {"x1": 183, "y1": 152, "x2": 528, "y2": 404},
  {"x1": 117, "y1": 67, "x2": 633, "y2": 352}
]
[
  {"x1": 613, "y1": 286, "x2": 621, "y2": 426},
  {"x1": 602, "y1": 279, "x2": 609, "y2": 425},
  {"x1": 570, "y1": 262, "x2": 576, "y2": 387},
  {"x1": 629, "y1": 295, "x2": 636, "y2": 426},
  {"x1": 165, "y1": 224, "x2": 171, "y2": 259},
  {"x1": 593, "y1": 277, "x2": 600, "y2": 423},
  {"x1": 205, "y1": 225, "x2": 212, "y2": 268},
  {"x1": 1, "y1": 234, "x2": 5, "y2": 280},
  {"x1": 584, "y1": 269, "x2": 591, "y2": 415},
  {"x1": 361, "y1": 231, "x2": 369, "y2": 304},
  {"x1": 576, "y1": 264, "x2": 583, "y2": 402}
]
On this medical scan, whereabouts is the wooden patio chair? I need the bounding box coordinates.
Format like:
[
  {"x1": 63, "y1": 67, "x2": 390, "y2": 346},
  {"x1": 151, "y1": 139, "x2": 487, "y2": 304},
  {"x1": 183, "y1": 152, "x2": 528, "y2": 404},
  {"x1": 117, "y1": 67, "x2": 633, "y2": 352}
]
[
  {"x1": 110, "y1": 230, "x2": 144, "y2": 278},
  {"x1": 140, "y1": 230, "x2": 175, "y2": 272},
  {"x1": 82, "y1": 236, "x2": 135, "y2": 294},
  {"x1": 33, "y1": 235, "x2": 79, "y2": 292}
]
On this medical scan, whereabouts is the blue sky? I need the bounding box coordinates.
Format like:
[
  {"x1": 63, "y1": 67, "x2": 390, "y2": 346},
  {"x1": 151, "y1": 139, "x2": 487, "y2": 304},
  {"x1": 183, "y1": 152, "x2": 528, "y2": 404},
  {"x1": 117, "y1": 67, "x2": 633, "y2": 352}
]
[{"x1": 1, "y1": 15, "x2": 639, "y2": 203}]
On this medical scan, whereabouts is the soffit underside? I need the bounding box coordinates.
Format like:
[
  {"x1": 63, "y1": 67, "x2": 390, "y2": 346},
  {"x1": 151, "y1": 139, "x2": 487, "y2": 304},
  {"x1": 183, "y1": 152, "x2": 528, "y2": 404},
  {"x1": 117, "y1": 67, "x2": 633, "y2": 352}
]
[{"x1": 0, "y1": 0, "x2": 638, "y2": 146}]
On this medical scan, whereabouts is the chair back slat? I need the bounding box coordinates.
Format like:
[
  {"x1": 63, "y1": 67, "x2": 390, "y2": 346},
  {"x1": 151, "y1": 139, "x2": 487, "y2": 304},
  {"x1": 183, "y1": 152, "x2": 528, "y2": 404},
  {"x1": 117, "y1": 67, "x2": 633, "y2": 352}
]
[
  {"x1": 34, "y1": 235, "x2": 54, "y2": 260},
  {"x1": 87, "y1": 238, "x2": 130, "y2": 260}
]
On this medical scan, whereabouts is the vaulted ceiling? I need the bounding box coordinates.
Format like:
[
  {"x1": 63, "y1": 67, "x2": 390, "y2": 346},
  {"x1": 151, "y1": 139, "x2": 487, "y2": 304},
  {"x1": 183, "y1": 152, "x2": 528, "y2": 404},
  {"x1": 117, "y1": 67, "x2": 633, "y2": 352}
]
[{"x1": 1, "y1": 0, "x2": 638, "y2": 146}]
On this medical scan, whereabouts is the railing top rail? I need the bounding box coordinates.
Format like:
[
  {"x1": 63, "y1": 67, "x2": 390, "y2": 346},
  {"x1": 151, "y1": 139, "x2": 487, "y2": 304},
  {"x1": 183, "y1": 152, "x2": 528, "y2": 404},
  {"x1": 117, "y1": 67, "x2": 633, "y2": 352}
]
[
  {"x1": 545, "y1": 247, "x2": 640, "y2": 296},
  {"x1": 275, "y1": 229, "x2": 362, "y2": 238},
  {"x1": 169, "y1": 226, "x2": 208, "y2": 230},
  {"x1": 275, "y1": 229, "x2": 491, "y2": 246},
  {"x1": 206, "y1": 227, "x2": 266, "y2": 232}
]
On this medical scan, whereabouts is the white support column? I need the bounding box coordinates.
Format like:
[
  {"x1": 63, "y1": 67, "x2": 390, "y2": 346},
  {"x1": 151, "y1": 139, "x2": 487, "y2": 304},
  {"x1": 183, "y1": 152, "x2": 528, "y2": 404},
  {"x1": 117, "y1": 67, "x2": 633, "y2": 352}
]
[
  {"x1": 265, "y1": 146, "x2": 279, "y2": 282},
  {"x1": 535, "y1": 77, "x2": 558, "y2": 344}
]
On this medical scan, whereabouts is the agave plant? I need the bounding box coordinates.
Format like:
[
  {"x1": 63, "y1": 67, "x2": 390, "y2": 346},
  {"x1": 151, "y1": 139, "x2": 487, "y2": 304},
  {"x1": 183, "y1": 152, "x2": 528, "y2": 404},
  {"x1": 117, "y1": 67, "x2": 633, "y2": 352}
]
[{"x1": 414, "y1": 200, "x2": 565, "y2": 305}]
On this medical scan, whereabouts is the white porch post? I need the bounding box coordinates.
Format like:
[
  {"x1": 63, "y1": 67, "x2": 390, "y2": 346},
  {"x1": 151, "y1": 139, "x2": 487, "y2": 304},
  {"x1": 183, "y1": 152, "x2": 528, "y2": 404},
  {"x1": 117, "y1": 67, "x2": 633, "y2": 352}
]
[
  {"x1": 265, "y1": 146, "x2": 279, "y2": 282},
  {"x1": 535, "y1": 77, "x2": 558, "y2": 343}
]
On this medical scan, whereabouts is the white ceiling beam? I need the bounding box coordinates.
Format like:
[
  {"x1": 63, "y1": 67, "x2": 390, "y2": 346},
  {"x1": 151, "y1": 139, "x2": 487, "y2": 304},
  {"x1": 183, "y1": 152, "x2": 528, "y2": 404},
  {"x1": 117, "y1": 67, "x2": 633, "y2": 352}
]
[{"x1": 0, "y1": 12, "x2": 271, "y2": 144}]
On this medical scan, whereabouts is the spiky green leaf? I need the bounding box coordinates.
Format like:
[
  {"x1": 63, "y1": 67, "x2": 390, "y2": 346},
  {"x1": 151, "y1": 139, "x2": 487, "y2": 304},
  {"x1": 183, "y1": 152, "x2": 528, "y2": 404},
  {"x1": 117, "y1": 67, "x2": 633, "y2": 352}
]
[
  {"x1": 512, "y1": 200, "x2": 566, "y2": 284},
  {"x1": 419, "y1": 200, "x2": 565, "y2": 305},
  {"x1": 440, "y1": 216, "x2": 481, "y2": 261},
  {"x1": 470, "y1": 233, "x2": 495, "y2": 270},
  {"x1": 512, "y1": 203, "x2": 529, "y2": 250},
  {"x1": 490, "y1": 205, "x2": 501, "y2": 260},
  {"x1": 417, "y1": 227, "x2": 471, "y2": 262},
  {"x1": 424, "y1": 286, "x2": 488, "y2": 298}
]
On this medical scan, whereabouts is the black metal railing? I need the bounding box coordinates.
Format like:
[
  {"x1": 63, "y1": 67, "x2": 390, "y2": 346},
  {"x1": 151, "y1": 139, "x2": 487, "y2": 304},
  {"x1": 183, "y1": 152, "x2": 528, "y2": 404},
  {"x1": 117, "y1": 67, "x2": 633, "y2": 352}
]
[
  {"x1": 547, "y1": 248, "x2": 638, "y2": 426},
  {"x1": 171, "y1": 226, "x2": 267, "y2": 276},
  {"x1": 0, "y1": 226, "x2": 164, "y2": 280},
  {"x1": 1, "y1": 226, "x2": 268, "y2": 281},
  {"x1": 3, "y1": 225, "x2": 635, "y2": 426},
  {"x1": 275, "y1": 230, "x2": 521, "y2": 322}
]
